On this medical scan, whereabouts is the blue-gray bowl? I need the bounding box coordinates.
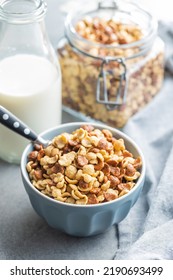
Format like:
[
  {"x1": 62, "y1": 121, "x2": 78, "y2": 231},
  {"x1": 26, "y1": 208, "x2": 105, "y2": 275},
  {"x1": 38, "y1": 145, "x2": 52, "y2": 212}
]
[{"x1": 21, "y1": 122, "x2": 146, "y2": 237}]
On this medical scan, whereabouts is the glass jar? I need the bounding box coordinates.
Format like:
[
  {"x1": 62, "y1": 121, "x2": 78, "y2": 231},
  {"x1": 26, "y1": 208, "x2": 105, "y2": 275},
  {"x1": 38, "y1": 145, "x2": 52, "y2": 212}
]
[
  {"x1": 0, "y1": 0, "x2": 61, "y2": 164},
  {"x1": 57, "y1": 0, "x2": 164, "y2": 128}
]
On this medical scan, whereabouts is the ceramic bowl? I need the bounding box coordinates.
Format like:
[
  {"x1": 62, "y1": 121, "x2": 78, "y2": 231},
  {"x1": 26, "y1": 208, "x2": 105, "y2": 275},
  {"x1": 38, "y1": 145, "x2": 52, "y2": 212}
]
[{"x1": 21, "y1": 122, "x2": 145, "y2": 237}]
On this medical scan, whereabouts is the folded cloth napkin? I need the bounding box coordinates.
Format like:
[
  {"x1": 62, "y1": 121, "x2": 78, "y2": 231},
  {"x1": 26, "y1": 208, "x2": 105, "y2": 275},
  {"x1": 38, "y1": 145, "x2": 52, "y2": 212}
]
[
  {"x1": 114, "y1": 21, "x2": 173, "y2": 260},
  {"x1": 158, "y1": 21, "x2": 173, "y2": 74}
]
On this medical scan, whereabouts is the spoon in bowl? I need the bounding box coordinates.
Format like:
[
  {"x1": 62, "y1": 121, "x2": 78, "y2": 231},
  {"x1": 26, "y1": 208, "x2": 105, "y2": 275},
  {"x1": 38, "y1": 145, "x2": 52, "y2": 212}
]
[{"x1": 0, "y1": 105, "x2": 49, "y2": 147}]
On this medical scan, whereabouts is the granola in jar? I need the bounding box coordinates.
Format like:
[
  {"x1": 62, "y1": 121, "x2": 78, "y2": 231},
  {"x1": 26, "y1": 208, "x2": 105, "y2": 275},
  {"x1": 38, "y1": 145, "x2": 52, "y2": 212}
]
[{"x1": 58, "y1": 0, "x2": 164, "y2": 127}]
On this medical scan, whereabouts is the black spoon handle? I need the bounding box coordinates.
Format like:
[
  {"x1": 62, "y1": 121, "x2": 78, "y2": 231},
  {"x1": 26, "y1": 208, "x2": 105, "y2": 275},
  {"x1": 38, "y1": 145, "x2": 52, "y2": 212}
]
[{"x1": 0, "y1": 105, "x2": 38, "y2": 142}]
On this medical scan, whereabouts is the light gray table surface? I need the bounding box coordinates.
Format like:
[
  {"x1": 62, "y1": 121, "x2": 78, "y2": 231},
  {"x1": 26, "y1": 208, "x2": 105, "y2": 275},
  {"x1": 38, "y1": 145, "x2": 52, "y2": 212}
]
[{"x1": 1, "y1": 0, "x2": 173, "y2": 260}]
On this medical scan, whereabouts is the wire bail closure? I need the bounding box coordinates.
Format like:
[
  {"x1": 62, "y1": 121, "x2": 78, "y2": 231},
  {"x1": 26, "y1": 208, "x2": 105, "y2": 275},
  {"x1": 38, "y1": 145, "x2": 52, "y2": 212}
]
[
  {"x1": 96, "y1": 0, "x2": 128, "y2": 110},
  {"x1": 96, "y1": 57, "x2": 128, "y2": 110}
]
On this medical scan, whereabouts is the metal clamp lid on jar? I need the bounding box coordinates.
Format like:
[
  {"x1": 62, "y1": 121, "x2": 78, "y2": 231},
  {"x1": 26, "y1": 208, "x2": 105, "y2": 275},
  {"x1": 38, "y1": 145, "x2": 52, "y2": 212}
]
[{"x1": 65, "y1": 0, "x2": 158, "y2": 110}]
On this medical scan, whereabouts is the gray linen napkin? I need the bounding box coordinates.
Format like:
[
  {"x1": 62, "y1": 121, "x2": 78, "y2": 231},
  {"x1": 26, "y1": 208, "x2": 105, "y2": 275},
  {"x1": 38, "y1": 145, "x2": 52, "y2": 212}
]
[{"x1": 114, "y1": 21, "x2": 173, "y2": 260}]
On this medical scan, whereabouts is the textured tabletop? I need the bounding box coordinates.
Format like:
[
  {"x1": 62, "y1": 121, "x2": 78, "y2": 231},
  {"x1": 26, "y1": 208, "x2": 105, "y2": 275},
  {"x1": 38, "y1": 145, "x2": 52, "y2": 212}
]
[{"x1": 0, "y1": 0, "x2": 173, "y2": 260}]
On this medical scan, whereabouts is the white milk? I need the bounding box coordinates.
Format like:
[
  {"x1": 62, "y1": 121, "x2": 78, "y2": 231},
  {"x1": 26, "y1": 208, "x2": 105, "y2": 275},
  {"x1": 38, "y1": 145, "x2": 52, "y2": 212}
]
[{"x1": 0, "y1": 54, "x2": 61, "y2": 163}]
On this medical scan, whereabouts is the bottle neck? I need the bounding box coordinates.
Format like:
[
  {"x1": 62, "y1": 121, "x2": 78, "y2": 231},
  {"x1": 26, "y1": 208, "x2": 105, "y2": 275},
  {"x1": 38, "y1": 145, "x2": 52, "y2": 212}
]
[
  {"x1": 0, "y1": 21, "x2": 48, "y2": 57},
  {"x1": 0, "y1": 0, "x2": 54, "y2": 60},
  {"x1": 0, "y1": 0, "x2": 47, "y2": 24}
]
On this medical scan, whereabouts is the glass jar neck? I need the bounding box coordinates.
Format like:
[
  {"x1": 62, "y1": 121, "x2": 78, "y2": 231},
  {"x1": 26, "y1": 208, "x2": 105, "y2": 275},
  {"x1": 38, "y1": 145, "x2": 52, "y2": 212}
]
[
  {"x1": 0, "y1": 0, "x2": 47, "y2": 24},
  {"x1": 65, "y1": 0, "x2": 158, "y2": 61}
]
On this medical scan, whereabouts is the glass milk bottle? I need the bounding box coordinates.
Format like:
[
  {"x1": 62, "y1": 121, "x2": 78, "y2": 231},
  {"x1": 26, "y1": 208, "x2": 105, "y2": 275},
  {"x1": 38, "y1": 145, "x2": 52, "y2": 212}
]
[{"x1": 0, "y1": 0, "x2": 61, "y2": 164}]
